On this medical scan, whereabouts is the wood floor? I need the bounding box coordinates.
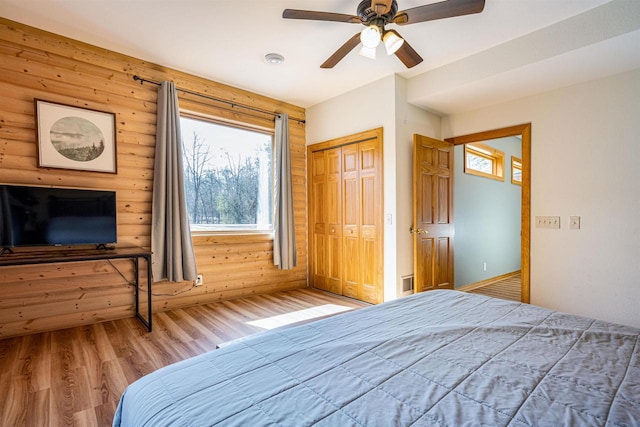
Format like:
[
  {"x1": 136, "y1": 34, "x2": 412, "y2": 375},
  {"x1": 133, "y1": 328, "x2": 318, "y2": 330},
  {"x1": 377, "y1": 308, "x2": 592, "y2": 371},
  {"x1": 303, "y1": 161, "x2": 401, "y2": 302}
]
[
  {"x1": 0, "y1": 289, "x2": 369, "y2": 427},
  {"x1": 466, "y1": 273, "x2": 522, "y2": 302}
]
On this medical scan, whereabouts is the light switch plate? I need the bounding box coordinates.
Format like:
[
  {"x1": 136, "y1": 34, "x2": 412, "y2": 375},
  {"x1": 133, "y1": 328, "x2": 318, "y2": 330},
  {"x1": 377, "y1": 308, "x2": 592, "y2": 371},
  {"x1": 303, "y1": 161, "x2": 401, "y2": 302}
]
[{"x1": 535, "y1": 216, "x2": 560, "y2": 229}]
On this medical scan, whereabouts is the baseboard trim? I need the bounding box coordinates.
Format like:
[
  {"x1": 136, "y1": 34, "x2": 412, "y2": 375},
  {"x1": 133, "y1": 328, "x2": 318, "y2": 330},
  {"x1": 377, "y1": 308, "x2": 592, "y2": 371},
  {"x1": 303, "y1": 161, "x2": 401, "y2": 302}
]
[{"x1": 457, "y1": 270, "x2": 521, "y2": 292}]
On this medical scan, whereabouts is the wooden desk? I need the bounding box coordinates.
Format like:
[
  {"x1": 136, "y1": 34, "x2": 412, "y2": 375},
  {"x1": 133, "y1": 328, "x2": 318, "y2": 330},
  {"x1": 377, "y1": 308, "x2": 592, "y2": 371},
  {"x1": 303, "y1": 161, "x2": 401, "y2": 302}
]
[{"x1": 0, "y1": 246, "x2": 153, "y2": 331}]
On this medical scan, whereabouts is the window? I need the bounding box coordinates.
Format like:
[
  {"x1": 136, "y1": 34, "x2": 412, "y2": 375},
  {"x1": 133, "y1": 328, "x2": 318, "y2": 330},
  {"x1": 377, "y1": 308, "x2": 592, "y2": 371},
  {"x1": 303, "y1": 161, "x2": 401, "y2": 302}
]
[
  {"x1": 180, "y1": 115, "x2": 273, "y2": 232},
  {"x1": 464, "y1": 143, "x2": 504, "y2": 181},
  {"x1": 511, "y1": 156, "x2": 522, "y2": 185}
]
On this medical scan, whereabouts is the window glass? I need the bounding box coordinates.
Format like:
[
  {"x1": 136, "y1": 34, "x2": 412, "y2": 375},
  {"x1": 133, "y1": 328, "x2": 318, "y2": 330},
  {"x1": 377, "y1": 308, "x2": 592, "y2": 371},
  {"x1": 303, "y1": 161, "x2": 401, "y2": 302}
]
[
  {"x1": 466, "y1": 152, "x2": 493, "y2": 174},
  {"x1": 180, "y1": 116, "x2": 273, "y2": 232},
  {"x1": 464, "y1": 143, "x2": 504, "y2": 181}
]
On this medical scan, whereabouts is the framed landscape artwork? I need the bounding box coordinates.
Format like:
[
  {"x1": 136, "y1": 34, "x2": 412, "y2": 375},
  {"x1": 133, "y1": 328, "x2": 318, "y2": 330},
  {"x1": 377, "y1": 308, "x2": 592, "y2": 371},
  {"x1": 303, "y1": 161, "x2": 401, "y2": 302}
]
[{"x1": 35, "y1": 99, "x2": 117, "y2": 173}]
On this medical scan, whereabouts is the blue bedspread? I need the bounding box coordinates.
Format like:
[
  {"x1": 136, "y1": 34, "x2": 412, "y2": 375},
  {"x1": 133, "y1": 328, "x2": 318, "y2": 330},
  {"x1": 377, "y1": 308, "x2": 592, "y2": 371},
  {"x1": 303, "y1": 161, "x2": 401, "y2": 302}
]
[{"x1": 113, "y1": 290, "x2": 640, "y2": 426}]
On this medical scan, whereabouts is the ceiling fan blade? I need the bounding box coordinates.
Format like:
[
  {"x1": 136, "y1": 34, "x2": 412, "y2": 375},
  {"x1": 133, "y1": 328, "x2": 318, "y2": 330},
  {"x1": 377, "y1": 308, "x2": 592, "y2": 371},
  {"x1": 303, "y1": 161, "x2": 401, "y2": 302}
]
[
  {"x1": 372, "y1": 0, "x2": 394, "y2": 16},
  {"x1": 321, "y1": 33, "x2": 362, "y2": 69},
  {"x1": 283, "y1": 9, "x2": 361, "y2": 24},
  {"x1": 394, "y1": 39, "x2": 424, "y2": 68},
  {"x1": 393, "y1": 0, "x2": 485, "y2": 25}
]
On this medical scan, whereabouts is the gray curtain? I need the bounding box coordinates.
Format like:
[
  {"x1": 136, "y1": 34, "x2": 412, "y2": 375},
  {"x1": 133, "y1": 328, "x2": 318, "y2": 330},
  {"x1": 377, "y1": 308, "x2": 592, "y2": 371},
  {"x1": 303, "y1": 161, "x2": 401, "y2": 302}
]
[
  {"x1": 0, "y1": 188, "x2": 14, "y2": 247},
  {"x1": 151, "y1": 81, "x2": 197, "y2": 282},
  {"x1": 273, "y1": 114, "x2": 297, "y2": 269}
]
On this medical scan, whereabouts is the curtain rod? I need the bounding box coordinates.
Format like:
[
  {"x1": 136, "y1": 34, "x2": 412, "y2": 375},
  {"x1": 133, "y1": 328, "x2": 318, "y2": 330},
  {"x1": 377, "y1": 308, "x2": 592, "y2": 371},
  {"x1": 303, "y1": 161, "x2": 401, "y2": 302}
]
[{"x1": 132, "y1": 75, "x2": 305, "y2": 125}]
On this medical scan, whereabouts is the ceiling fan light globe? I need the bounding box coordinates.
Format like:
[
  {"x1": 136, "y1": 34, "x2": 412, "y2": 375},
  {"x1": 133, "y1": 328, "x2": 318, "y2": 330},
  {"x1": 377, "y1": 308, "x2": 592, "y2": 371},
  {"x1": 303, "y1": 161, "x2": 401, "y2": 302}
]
[
  {"x1": 383, "y1": 31, "x2": 404, "y2": 55},
  {"x1": 358, "y1": 45, "x2": 377, "y2": 60},
  {"x1": 360, "y1": 25, "x2": 381, "y2": 48}
]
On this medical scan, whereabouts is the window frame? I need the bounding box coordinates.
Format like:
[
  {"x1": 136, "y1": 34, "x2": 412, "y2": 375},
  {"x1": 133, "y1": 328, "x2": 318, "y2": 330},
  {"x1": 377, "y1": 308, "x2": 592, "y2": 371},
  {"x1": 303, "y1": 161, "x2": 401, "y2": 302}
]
[
  {"x1": 463, "y1": 142, "x2": 505, "y2": 182},
  {"x1": 179, "y1": 111, "x2": 275, "y2": 235},
  {"x1": 511, "y1": 156, "x2": 522, "y2": 186}
]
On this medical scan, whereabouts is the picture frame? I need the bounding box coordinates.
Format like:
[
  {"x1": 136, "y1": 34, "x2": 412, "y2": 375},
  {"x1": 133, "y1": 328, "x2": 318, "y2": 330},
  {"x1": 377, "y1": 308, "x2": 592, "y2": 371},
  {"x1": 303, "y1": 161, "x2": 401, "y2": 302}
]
[{"x1": 35, "y1": 99, "x2": 117, "y2": 174}]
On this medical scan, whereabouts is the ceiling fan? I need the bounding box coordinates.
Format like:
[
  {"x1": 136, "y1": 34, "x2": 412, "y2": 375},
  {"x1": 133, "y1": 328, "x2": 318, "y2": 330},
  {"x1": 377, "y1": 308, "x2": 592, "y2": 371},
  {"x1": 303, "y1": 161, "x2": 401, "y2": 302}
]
[{"x1": 283, "y1": 0, "x2": 485, "y2": 69}]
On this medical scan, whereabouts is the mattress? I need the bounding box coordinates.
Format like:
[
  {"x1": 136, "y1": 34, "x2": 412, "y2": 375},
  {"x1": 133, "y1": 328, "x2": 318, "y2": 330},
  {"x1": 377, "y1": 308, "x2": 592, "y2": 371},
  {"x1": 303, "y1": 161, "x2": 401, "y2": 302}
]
[{"x1": 113, "y1": 290, "x2": 640, "y2": 426}]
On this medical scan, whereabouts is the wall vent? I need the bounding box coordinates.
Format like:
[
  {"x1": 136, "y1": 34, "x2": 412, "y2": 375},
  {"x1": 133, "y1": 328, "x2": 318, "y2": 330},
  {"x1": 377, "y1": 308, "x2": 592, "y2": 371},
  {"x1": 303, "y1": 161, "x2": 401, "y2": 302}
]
[{"x1": 402, "y1": 275, "x2": 414, "y2": 292}]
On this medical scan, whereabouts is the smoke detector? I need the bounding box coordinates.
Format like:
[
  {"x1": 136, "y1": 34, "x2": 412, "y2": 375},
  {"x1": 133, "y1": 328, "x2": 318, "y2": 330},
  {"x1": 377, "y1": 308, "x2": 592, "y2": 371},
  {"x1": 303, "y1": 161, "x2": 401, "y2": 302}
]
[{"x1": 264, "y1": 53, "x2": 285, "y2": 65}]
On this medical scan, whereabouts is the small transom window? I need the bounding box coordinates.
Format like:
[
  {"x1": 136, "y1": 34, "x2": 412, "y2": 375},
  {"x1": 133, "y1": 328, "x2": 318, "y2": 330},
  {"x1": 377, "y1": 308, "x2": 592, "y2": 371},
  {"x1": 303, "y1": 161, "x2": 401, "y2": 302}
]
[{"x1": 464, "y1": 143, "x2": 505, "y2": 181}]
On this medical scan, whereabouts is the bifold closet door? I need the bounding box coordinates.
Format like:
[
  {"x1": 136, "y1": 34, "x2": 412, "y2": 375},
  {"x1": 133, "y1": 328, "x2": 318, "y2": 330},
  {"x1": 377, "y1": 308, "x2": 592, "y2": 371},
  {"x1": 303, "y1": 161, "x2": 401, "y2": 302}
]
[
  {"x1": 310, "y1": 150, "x2": 328, "y2": 291},
  {"x1": 325, "y1": 147, "x2": 342, "y2": 295},
  {"x1": 310, "y1": 148, "x2": 342, "y2": 295},
  {"x1": 357, "y1": 139, "x2": 381, "y2": 304},
  {"x1": 341, "y1": 140, "x2": 381, "y2": 304},
  {"x1": 341, "y1": 144, "x2": 360, "y2": 300},
  {"x1": 308, "y1": 128, "x2": 383, "y2": 304}
]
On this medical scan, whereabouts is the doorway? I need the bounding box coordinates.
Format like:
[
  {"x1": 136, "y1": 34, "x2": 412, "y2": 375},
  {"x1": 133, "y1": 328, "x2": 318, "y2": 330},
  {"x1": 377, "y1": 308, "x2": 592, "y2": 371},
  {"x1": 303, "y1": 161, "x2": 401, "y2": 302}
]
[
  {"x1": 445, "y1": 124, "x2": 531, "y2": 303},
  {"x1": 454, "y1": 136, "x2": 522, "y2": 298}
]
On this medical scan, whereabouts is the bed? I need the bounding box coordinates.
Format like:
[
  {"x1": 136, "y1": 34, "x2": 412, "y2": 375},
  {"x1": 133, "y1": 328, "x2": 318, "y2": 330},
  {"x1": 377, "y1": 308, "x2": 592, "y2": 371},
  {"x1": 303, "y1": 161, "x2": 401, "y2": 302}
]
[{"x1": 113, "y1": 290, "x2": 640, "y2": 426}]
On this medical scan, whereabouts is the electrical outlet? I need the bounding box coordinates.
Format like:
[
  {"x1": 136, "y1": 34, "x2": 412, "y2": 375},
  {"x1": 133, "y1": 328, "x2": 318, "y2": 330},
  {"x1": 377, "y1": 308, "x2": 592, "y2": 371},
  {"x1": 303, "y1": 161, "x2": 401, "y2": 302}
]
[
  {"x1": 569, "y1": 216, "x2": 581, "y2": 230},
  {"x1": 195, "y1": 274, "x2": 203, "y2": 286}
]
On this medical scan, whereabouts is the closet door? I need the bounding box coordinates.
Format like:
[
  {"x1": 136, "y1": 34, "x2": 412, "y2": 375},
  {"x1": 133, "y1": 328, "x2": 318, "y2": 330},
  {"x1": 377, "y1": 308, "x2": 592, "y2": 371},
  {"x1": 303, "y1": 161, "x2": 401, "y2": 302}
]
[
  {"x1": 310, "y1": 150, "x2": 329, "y2": 291},
  {"x1": 358, "y1": 139, "x2": 382, "y2": 304},
  {"x1": 307, "y1": 128, "x2": 383, "y2": 304},
  {"x1": 341, "y1": 144, "x2": 360, "y2": 300},
  {"x1": 341, "y1": 140, "x2": 382, "y2": 303},
  {"x1": 325, "y1": 147, "x2": 342, "y2": 295},
  {"x1": 310, "y1": 148, "x2": 342, "y2": 295}
]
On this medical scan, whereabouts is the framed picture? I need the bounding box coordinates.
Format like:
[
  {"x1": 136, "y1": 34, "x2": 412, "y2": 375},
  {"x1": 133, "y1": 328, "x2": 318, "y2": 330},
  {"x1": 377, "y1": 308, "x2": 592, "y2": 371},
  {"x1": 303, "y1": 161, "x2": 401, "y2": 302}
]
[{"x1": 35, "y1": 99, "x2": 117, "y2": 174}]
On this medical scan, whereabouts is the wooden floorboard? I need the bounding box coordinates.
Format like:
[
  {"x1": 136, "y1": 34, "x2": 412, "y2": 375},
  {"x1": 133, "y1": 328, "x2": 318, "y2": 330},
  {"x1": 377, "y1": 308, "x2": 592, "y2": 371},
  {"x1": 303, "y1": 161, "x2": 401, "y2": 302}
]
[
  {"x1": 466, "y1": 273, "x2": 522, "y2": 302},
  {"x1": 0, "y1": 288, "x2": 369, "y2": 427}
]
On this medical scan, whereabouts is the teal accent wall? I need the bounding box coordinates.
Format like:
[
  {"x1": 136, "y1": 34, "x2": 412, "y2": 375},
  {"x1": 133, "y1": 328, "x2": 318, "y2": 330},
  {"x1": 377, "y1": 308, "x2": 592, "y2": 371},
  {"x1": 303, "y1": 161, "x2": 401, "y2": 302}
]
[{"x1": 454, "y1": 136, "x2": 521, "y2": 288}]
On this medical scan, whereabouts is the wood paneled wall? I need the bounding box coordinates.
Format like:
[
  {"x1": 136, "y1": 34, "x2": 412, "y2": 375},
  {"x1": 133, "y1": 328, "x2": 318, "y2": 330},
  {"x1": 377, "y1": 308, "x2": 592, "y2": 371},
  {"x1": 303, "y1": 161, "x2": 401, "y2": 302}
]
[{"x1": 0, "y1": 18, "x2": 307, "y2": 339}]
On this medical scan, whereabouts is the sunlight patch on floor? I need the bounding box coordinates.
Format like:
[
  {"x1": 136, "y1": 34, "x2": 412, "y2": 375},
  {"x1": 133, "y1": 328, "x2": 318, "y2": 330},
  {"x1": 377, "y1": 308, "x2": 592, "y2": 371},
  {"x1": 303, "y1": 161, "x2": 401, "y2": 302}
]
[{"x1": 246, "y1": 304, "x2": 352, "y2": 330}]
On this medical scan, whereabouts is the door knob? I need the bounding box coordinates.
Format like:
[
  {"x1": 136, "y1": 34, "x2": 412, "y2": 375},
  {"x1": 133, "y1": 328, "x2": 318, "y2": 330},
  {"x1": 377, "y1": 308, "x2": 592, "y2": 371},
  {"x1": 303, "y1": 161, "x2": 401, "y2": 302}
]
[{"x1": 410, "y1": 226, "x2": 428, "y2": 235}]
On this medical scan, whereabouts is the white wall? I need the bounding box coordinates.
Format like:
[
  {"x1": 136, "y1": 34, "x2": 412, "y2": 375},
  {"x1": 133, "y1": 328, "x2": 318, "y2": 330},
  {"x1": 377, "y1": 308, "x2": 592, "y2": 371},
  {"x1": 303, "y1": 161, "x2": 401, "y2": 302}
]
[
  {"x1": 306, "y1": 75, "x2": 397, "y2": 301},
  {"x1": 393, "y1": 76, "x2": 441, "y2": 297},
  {"x1": 442, "y1": 69, "x2": 640, "y2": 328},
  {"x1": 306, "y1": 75, "x2": 441, "y2": 301}
]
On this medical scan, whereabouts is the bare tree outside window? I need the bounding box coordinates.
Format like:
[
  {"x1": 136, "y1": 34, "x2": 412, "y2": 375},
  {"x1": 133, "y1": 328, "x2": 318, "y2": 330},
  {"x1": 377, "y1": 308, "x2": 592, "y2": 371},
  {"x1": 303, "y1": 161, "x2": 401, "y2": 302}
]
[
  {"x1": 180, "y1": 116, "x2": 273, "y2": 232},
  {"x1": 183, "y1": 131, "x2": 211, "y2": 224}
]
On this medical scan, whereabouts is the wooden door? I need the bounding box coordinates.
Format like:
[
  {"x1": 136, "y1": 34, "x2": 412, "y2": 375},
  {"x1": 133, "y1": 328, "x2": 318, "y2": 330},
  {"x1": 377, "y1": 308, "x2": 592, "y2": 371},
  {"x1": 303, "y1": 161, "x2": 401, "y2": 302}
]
[
  {"x1": 325, "y1": 147, "x2": 342, "y2": 295},
  {"x1": 358, "y1": 139, "x2": 382, "y2": 303},
  {"x1": 310, "y1": 150, "x2": 328, "y2": 291},
  {"x1": 307, "y1": 128, "x2": 384, "y2": 304},
  {"x1": 310, "y1": 148, "x2": 342, "y2": 295},
  {"x1": 341, "y1": 143, "x2": 360, "y2": 300},
  {"x1": 413, "y1": 134, "x2": 454, "y2": 292},
  {"x1": 340, "y1": 139, "x2": 382, "y2": 303}
]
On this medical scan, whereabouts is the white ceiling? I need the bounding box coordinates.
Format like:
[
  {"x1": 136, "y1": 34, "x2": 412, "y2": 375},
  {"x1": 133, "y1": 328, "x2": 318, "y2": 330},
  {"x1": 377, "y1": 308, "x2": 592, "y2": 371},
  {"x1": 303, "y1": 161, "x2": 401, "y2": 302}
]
[{"x1": 1, "y1": 0, "x2": 639, "y2": 115}]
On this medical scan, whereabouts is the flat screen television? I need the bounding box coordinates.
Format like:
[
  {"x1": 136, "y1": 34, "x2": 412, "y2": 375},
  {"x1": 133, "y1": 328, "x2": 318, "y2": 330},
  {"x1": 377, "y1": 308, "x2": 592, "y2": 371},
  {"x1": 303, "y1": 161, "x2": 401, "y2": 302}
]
[{"x1": 0, "y1": 184, "x2": 117, "y2": 249}]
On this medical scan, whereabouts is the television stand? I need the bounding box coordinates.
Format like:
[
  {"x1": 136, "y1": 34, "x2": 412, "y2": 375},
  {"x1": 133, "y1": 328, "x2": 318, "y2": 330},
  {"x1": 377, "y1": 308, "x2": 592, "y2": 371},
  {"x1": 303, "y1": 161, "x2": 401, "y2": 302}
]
[
  {"x1": 0, "y1": 247, "x2": 13, "y2": 256},
  {"x1": 95, "y1": 244, "x2": 116, "y2": 250},
  {"x1": 0, "y1": 246, "x2": 153, "y2": 332}
]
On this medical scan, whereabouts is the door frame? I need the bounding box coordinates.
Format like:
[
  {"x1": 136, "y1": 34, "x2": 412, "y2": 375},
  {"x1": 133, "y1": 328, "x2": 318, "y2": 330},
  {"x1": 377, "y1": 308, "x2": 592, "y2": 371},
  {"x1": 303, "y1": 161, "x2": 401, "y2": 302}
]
[{"x1": 445, "y1": 123, "x2": 531, "y2": 303}]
